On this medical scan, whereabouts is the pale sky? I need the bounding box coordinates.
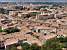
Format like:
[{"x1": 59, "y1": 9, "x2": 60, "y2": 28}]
[{"x1": 0, "y1": 0, "x2": 67, "y2": 2}]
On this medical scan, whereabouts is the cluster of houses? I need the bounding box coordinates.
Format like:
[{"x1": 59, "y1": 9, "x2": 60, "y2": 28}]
[{"x1": 0, "y1": 3, "x2": 67, "y2": 50}]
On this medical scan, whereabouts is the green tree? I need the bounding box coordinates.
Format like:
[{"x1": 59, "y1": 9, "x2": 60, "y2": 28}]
[
  {"x1": 30, "y1": 43, "x2": 41, "y2": 50},
  {"x1": 43, "y1": 38, "x2": 62, "y2": 50},
  {"x1": 7, "y1": 44, "x2": 17, "y2": 50},
  {"x1": 21, "y1": 42, "x2": 30, "y2": 50}
]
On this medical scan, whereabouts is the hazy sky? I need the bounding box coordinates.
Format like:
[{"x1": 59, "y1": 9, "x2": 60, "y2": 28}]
[{"x1": 0, "y1": 0, "x2": 67, "y2": 2}]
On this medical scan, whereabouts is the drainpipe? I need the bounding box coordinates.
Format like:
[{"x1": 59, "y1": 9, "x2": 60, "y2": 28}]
[{"x1": 5, "y1": 45, "x2": 6, "y2": 50}]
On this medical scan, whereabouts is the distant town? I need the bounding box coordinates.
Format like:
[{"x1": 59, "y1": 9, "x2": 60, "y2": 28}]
[{"x1": 0, "y1": 2, "x2": 67, "y2": 50}]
